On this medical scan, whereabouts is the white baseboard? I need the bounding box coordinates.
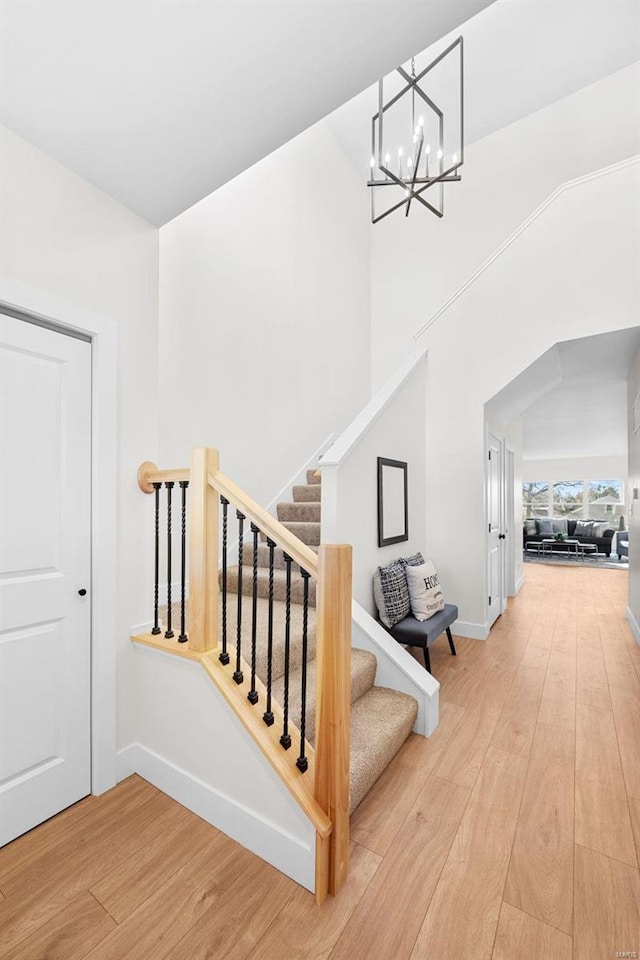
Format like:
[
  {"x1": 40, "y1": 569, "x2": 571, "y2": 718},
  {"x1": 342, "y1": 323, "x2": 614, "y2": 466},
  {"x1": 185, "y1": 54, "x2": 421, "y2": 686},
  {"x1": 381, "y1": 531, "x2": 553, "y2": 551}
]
[
  {"x1": 116, "y1": 744, "x2": 315, "y2": 893},
  {"x1": 514, "y1": 574, "x2": 525, "y2": 595},
  {"x1": 453, "y1": 619, "x2": 490, "y2": 641},
  {"x1": 626, "y1": 607, "x2": 640, "y2": 647}
]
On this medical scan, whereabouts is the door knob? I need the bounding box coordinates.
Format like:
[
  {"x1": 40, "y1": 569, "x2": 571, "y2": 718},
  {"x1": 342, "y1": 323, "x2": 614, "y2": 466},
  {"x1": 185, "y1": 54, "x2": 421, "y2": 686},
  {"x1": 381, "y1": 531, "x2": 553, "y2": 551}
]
[
  {"x1": 78, "y1": 588, "x2": 87, "y2": 596},
  {"x1": 498, "y1": 534, "x2": 506, "y2": 540}
]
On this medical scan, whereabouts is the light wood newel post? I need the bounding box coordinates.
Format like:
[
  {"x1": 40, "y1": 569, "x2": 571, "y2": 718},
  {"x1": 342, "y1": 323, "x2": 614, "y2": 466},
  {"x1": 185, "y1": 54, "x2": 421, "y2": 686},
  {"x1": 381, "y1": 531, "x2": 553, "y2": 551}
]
[
  {"x1": 188, "y1": 447, "x2": 219, "y2": 653},
  {"x1": 314, "y1": 543, "x2": 352, "y2": 901}
]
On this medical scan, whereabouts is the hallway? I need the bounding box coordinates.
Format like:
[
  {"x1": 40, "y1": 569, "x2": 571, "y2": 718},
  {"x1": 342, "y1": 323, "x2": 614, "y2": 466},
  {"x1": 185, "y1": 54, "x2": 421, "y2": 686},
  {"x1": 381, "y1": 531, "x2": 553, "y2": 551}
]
[{"x1": 0, "y1": 564, "x2": 638, "y2": 959}]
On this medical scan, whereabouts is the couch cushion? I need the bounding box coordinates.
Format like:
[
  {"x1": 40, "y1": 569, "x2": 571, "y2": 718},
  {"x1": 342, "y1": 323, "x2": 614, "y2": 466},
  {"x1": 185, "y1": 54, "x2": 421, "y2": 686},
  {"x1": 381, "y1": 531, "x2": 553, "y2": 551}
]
[
  {"x1": 389, "y1": 603, "x2": 459, "y2": 646},
  {"x1": 536, "y1": 518, "x2": 554, "y2": 536},
  {"x1": 524, "y1": 519, "x2": 537, "y2": 536},
  {"x1": 405, "y1": 561, "x2": 445, "y2": 621},
  {"x1": 574, "y1": 520, "x2": 590, "y2": 536},
  {"x1": 552, "y1": 518, "x2": 568, "y2": 535}
]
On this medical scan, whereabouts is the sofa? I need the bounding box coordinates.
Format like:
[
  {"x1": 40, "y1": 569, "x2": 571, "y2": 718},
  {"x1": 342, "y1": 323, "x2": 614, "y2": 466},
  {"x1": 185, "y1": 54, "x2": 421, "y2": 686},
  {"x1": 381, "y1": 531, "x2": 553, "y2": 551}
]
[
  {"x1": 523, "y1": 518, "x2": 615, "y2": 557},
  {"x1": 617, "y1": 530, "x2": 629, "y2": 560}
]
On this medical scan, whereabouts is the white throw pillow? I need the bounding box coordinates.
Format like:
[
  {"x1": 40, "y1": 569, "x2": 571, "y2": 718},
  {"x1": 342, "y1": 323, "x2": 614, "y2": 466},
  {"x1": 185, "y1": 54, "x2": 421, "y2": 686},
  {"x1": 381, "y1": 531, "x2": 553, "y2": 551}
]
[{"x1": 405, "y1": 561, "x2": 445, "y2": 621}]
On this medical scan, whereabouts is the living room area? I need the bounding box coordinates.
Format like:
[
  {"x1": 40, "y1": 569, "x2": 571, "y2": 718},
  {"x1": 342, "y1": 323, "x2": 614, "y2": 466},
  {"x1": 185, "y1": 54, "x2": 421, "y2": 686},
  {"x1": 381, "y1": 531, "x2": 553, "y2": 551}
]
[{"x1": 487, "y1": 326, "x2": 639, "y2": 583}]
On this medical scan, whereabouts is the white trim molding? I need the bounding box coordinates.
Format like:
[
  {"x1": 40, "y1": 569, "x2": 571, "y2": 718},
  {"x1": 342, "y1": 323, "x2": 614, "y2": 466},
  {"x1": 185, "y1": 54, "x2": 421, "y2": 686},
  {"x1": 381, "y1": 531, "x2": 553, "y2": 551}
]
[
  {"x1": 413, "y1": 155, "x2": 640, "y2": 341},
  {"x1": 1, "y1": 280, "x2": 118, "y2": 795},
  {"x1": 117, "y1": 744, "x2": 315, "y2": 892},
  {"x1": 453, "y1": 619, "x2": 490, "y2": 641},
  {"x1": 626, "y1": 607, "x2": 640, "y2": 647},
  {"x1": 266, "y1": 432, "x2": 335, "y2": 514},
  {"x1": 320, "y1": 347, "x2": 428, "y2": 468}
]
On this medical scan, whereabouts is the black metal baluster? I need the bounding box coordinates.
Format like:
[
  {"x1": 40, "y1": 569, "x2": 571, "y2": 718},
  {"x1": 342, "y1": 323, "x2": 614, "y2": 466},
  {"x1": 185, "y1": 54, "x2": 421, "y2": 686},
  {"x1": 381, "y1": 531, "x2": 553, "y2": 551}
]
[
  {"x1": 219, "y1": 496, "x2": 230, "y2": 665},
  {"x1": 296, "y1": 569, "x2": 311, "y2": 772},
  {"x1": 151, "y1": 482, "x2": 162, "y2": 635},
  {"x1": 247, "y1": 523, "x2": 259, "y2": 705},
  {"x1": 233, "y1": 510, "x2": 245, "y2": 684},
  {"x1": 165, "y1": 481, "x2": 175, "y2": 639},
  {"x1": 263, "y1": 538, "x2": 276, "y2": 727},
  {"x1": 178, "y1": 481, "x2": 189, "y2": 642},
  {"x1": 280, "y1": 553, "x2": 292, "y2": 750}
]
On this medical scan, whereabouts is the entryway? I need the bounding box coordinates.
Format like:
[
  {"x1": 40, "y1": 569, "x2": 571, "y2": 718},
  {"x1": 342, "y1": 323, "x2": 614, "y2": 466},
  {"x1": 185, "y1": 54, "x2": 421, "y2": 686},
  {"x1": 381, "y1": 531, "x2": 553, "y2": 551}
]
[{"x1": 0, "y1": 313, "x2": 92, "y2": 844}]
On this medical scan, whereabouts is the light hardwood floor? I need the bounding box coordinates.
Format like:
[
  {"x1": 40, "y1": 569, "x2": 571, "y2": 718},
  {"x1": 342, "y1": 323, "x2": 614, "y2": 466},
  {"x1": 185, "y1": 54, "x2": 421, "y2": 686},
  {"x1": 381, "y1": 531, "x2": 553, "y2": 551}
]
[{"x1": 1, "y1": 563, "x2": 639, "y2": 959}]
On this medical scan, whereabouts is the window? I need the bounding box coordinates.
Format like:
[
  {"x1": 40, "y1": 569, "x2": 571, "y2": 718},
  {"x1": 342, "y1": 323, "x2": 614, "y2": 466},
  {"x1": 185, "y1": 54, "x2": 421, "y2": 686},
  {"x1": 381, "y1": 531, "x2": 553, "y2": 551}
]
[
  {"x1": 522, "y1": 479, "x2": 624, "y2": 522},
  {"x1": 522, "y1": 482, "x2": 549, "y2": 519},
  {"x1": 552, "y1": 481, "x2": 584, "y2": 518},
  {"x1": 588, "y1": 479, "x2": 623, "y2": 520}
]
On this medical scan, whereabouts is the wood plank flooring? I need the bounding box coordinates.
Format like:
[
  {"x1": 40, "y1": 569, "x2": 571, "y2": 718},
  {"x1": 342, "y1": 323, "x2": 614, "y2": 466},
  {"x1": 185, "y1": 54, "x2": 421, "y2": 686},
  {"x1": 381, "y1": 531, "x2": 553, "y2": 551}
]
[{"x1": 1, "y1": 563, "x2": 638, "y2": 959}]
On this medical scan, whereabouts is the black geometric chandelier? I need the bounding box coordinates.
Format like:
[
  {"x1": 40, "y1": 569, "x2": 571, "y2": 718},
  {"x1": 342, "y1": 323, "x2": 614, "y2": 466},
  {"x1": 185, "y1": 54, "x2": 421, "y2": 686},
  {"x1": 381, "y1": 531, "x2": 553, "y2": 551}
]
[{"x1": 368, "y1": 37, "x2": 464, "y2": 223}]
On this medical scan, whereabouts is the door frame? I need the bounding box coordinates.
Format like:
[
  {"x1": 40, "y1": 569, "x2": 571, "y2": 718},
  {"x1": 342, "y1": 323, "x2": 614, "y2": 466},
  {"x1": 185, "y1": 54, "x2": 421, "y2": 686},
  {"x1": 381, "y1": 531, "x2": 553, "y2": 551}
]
[
  {"x1": 1, "y1": 279, "x2": 117, "y2": 796},
  {"x1": 486, "y1": 428, "x2": 507, "y2": 626}
]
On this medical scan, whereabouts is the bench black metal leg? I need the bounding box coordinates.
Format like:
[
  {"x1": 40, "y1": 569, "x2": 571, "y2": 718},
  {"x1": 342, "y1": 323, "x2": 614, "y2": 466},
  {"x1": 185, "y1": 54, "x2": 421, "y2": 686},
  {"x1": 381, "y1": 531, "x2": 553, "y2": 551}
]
[
  {"x1": 446, "y1": 627, "x2": 457, "y2": 656},
  {"x1": 422, "y1": 645, "x2": 431, "y2": 673}
]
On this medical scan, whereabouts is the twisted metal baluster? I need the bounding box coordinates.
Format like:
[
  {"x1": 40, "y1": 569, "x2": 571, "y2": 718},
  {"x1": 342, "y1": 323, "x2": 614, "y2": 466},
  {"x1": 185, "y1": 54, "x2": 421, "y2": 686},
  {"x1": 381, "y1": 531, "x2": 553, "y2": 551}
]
[
  {"x1": 178, "y1": 481, "x2": 189, "y2": 642},
  {"x1": 151, "y1": 482, "x2": 162, "y2": 635},
  {"x1": 219, "y1": 496, "x2": 230, "y2": 665},
  {"x1": 165, "y1": 482, "x2": 175, "y2": 639},
  {"x1": 233, "y1": 510, "x2": 245, "y2": 684},
  {"x1": 263, "y1": 538, "x2": 276, "y2": 727},
  {"x1": 248, "y1": 523, "x2": 260, "y2": 705},
  {"x1": 280, "y1": 553, "x2": 292, "y2": 750},
  {"x1": 296, "y1": 568, "x2": 311, "y2": 772}
]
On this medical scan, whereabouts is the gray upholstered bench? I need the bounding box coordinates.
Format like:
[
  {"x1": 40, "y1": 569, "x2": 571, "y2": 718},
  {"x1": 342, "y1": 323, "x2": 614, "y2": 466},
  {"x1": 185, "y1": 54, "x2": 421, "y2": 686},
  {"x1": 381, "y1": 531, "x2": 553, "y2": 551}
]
[{"x1": 386, "y1": 603, "x2": 458, "y2": 673}]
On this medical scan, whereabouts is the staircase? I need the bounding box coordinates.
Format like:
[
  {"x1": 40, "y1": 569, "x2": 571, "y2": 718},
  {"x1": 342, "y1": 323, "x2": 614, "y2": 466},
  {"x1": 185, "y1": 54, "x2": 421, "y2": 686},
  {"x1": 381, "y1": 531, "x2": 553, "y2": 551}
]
[{"x1": 226, "y1": 469, "x2": 418, "y2": 814}]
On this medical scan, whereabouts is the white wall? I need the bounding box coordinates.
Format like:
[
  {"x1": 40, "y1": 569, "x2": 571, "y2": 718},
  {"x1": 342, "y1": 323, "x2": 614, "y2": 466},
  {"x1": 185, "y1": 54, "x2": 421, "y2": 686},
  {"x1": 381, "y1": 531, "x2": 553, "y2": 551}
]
[
  {"x1": 627, "y1": 349, "x2": 640, "y2": 641},
  {"x1": 370, "y1": 62, "x2": 640, "y2": 388},
  {"x1": 321, "y1": 353, "x2": 427, "y2": 614},
  {"x1": 122, "y1": 647, "x2": 316, "y2": 891},
  {"x1": 412, "y1": 159, "x2": 640, "y2": 635},
  {"x1": 158, "y1": 121, "x2": 371, "y2": 508},
  {"x1": 0, "y1": 124, "x2": 159, "y2": 758}
]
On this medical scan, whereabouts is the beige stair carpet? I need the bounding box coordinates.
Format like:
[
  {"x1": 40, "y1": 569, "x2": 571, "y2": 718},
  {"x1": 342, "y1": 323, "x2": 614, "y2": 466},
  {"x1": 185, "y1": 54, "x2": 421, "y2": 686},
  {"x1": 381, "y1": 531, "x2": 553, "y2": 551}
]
[{"x1": 222, "y1": 467, "x2": 418, "y2": 814}]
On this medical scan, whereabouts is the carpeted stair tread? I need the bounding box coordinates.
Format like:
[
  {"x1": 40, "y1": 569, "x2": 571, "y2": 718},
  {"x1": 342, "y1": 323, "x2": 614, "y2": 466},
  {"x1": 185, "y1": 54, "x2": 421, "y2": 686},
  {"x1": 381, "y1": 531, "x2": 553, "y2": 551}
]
[
  {"x1": 306, "y1": 470, "x2": 322, "y2": 485},
  {"x1": 349, "y1": 687, "x2": 418, "y2": 815},
  {"x1": 242, "y1": 542, "x2": 318, "y2": 572},
  {"x1": 292, "y1": 484, "x2": 321, "y2": 503},
  {"x1": 222, "y1": 593, "x2": 316, "y2": 684},
  {"x1": 271, "y1": 648, "x2": 377, "y2": 747},
  {"x1": 226, "y1": 564, "x2": 317, "y2": 607},
  {"x1": 281, "y1": 521, "x2": 321, "y2": 546},
  {"x1": 276, "y1": 502, "x2": 321, "y2": 523}
]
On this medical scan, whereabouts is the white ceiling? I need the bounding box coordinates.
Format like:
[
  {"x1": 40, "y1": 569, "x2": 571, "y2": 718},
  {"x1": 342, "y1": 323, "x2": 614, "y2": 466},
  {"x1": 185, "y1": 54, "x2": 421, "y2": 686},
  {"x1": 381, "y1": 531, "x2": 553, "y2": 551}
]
[
  {"x1": 0, "y1": 0, "x2": 492, "y2": 225},
  {"x1": 486, "y1": 328, "x2": 640, "y2": 461},
  {"x1": 325, "y1": 0, "x2": 640, "y2": 176}
]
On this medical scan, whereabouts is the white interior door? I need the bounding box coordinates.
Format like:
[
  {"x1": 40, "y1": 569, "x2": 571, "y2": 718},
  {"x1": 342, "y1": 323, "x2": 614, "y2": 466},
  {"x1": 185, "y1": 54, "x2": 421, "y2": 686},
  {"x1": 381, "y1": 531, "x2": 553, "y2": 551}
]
[
  {"x1": 487, "y1": 432, "x2": 504, "y2": 627},
  {"x1": 0, "y1": 313, "x2": 91, "y2": 845}
]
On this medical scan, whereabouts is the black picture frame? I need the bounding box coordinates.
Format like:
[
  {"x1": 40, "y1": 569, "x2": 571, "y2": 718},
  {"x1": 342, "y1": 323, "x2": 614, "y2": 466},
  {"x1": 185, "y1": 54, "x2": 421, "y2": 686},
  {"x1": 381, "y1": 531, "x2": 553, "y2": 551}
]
[{"x1": 377, "y1": 457, "x2": 408, "y2": 547}]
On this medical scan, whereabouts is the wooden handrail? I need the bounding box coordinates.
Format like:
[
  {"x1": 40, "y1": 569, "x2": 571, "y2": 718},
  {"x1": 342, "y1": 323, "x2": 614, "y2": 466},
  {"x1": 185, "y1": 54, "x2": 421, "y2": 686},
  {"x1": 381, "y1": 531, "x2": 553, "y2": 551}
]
[
  {"x1": 137, "y1": 461, "x2": 190, "y2": 492},
  {"x1": 209, "y1": 470, "x2": 319, "y2": 577}
]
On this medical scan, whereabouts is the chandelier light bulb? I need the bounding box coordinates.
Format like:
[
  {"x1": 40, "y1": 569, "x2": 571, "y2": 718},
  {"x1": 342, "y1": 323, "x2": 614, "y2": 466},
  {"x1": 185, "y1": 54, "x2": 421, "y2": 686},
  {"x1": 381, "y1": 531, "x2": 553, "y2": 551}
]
[
  {"x1": 398, "y1": 147, "x2": 404, "y2": 157},
  {"x1": 415, "y1": 125, "x2": 422, "y2": 138},
  {"x1": 437, "y1": 148, "x2": 443, "y2": 160},
  {"x1": 370, "y1": 156, "x2": 375, "y2": 168},
  {"x1": 425, "y1": 143, "x2": 431, "y2": 154},
  {"x1": 384, "y1": 152, "x2": 391, "y2": 164},
  {"x1": 452, "y1": 152, "x2": 458, "y2": 164},
  {"x1": 418, "y1": 115, "x2": 424, "y2": 126},
  {"x1": 407, "y1": 156, "x2": 413, "y2": 169}
]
